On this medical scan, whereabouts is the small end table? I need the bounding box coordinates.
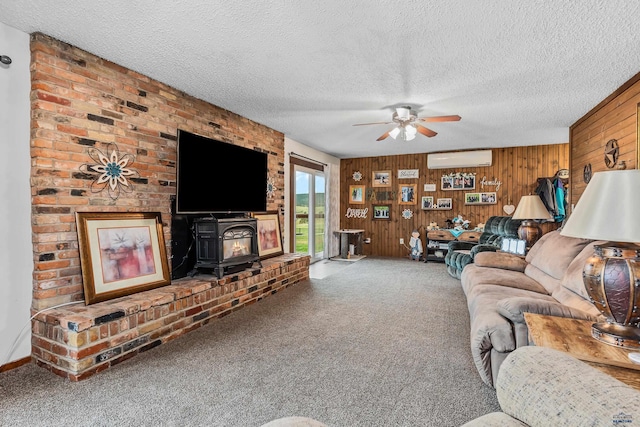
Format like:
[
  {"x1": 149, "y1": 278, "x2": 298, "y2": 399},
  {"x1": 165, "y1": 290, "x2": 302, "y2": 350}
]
[{"x1": 334, "y1": 229, "x2": 364, "y2": 259}]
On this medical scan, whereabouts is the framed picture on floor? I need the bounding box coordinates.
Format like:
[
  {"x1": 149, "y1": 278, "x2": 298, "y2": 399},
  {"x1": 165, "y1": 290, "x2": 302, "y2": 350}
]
[
  {"x1": 75, "y1": 211, "x2": 170, "y2": 305},
  {"x1": 253, "y1": 212, "x2": 284, "y2": 259}
]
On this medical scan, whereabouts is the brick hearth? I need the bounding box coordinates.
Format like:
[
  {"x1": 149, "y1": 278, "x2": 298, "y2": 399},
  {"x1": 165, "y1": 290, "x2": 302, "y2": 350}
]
[{"x1": 32, "y1": 254, "x2": 309, "y2": 381}]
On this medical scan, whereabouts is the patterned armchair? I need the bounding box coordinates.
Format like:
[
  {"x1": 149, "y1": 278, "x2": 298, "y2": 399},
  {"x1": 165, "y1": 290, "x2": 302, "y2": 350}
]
[{"x1": 444, "y1": 216, "x2": 522, "y2": 279}]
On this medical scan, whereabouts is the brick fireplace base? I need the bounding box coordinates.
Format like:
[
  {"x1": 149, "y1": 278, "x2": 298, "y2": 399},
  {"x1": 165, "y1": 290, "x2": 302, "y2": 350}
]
[{"x1": 31, "y1": 254, "x2": 310, "y2": 381}]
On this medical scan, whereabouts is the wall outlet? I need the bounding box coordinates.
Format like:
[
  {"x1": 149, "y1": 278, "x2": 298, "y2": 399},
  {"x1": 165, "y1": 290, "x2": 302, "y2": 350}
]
[{"x1": 399, "y1": 238, "x2": 404, "y2": 244}]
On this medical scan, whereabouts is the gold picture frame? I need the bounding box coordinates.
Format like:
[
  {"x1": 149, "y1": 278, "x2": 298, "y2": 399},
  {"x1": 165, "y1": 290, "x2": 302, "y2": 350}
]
[
  {"x1": 398, "y1": 184, "x2": 417, "y2": 205},
  {"x1": 254, "y1": 212, "x2": 284, "y2": 259},
  {"x1": 349, "y1": 185, "x2": 365, "y2": 204},
  {"x1": 75, "y1": 211, "x2": 170, "y2": 305},
  {"x1": 372, "y1": 170, "x2": 391, "y2": 187}
]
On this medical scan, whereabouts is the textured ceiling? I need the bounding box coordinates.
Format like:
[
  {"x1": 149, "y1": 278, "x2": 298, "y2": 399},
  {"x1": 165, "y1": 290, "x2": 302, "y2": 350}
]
[{"x1": 2, "y1": 1, "x2": 639, "y2": 159}]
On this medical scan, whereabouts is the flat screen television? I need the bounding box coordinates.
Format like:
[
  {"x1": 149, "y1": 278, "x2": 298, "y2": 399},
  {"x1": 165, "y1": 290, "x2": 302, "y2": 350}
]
[{"x1": 176, "y1": 129, "x2": 268, "y2": 214}]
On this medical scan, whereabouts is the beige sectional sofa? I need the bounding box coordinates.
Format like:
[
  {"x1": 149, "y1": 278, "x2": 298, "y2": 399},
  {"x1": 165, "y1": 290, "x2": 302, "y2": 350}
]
[{"x1": 460, "y1": 230, "x2": 605, "y2": 387}]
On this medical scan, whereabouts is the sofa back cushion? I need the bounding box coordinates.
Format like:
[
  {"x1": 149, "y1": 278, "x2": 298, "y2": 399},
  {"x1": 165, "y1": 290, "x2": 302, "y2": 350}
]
[
  {"x1": 524, "y1": 231, "x2": 592, "y2": 294},
  {"x1": 558, "y1": 240, "x2": 607, "y2": 300}
]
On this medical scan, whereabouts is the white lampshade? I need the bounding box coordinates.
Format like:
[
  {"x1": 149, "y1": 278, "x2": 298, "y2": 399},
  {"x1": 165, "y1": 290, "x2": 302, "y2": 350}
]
[
  {"x1": 512, "y1": 195, "x2": 553, "y2": 220},
  {"x1": 396, "y1": 107, "x2": 411, "y2": 120},
  {"x1": 560, "y1": 170, "x2": 640, "y2": 243},
  {"x1": 389, "y1": 127, "x2": 401, "y2": 139}
]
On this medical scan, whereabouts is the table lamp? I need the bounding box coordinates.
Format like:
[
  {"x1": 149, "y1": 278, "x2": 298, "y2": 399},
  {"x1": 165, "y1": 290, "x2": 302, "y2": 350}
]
[
  {"x1": 560, "y1": 169, "x2": 640, "y2": 348},
  {"x1": 511, "y1": 194, "x2": 553, "y2": 248}
]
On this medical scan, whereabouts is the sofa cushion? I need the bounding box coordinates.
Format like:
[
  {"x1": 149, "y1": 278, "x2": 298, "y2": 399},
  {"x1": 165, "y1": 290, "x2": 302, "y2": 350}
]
[
  {"x1": 549, "y1": 287, "x2": 603, "y2": 319},
  {"x1": 475, "y1": 251, "x2": 527, "y2": 272},
  {"x1": 524, "y1": 231, "x2": 592, "y2": 294},
  {"x1": 559, "y1": 240, "x2": 607, "y2": 300},
  {"x1": 461, "y1": 264, "x2": 548, "y2": 296}
]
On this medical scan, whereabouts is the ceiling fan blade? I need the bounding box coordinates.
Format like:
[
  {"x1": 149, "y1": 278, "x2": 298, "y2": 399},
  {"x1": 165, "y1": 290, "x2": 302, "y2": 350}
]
[
  {"x1": 418, "y1": 115, "x2": 461, "y2": 123},
  {"x1": 416, "y1": 124, "x2": 437, "y2": 138},
  {"x1": 353, "y1": 121, "x2": 394, "y2": 126},
  {"x1": 376, "y1": 131, "x2": 391, "y2": 141}
]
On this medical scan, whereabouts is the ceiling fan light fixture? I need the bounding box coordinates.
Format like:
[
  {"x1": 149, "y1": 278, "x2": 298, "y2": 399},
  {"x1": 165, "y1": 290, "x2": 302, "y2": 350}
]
[
  {"x1": 389, "y1": 124, "x2": 417, "y2": 141},
  {"x1": 389, "y1": 127, "x2": 401, "y2": 139},
  {"x1": 396, "y1": 107, "x2": 411, "y2": 121},
  {"x1": 403, "y1": 130, "x2": 416, "y2": 141}
]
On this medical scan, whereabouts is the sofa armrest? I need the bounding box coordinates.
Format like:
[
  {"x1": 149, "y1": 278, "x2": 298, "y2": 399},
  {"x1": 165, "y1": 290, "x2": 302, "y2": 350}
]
[
  {"x1": 496, "y1": 346, "x2": 640, "y2": 427},
  {"x1": 470, "y1": 244, "x2": 500, "y2": 258},
  {"x1": 497, "y1": 297, "x2": 600, "y2": 324},
  {"x1": 447, "y1": 240, "x2": 476, "y2": 252},
  {"x1": 474, "y1": 251, "x2": 527, "y2": 272}
]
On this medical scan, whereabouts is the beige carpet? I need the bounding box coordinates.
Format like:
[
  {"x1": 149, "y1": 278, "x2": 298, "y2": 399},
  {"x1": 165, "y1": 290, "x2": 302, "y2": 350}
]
[{"x1": 0, "y1": 257, "x2": 498, "y2": 426}]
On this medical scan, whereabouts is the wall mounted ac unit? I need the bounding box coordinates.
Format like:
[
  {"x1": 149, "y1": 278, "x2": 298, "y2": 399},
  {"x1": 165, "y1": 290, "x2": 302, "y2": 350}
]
[{"x1": 427, "y1": 150, "x2": 492, "y2": 169}]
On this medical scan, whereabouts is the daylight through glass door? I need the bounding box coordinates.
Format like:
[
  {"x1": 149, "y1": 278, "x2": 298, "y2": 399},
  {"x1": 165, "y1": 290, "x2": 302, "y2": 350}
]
[{"x1": 294, "y1": 166, "x2": 325, "y2": 262}]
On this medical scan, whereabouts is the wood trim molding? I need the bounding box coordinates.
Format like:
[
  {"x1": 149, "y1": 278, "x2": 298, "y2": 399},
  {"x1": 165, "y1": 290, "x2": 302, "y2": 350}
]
[
  {"x1": 0, "y1": 356, "x2": 31, "y2": 373},
  {"x1": 289, "y1": 155, "x2": 324, "y2": 171}
]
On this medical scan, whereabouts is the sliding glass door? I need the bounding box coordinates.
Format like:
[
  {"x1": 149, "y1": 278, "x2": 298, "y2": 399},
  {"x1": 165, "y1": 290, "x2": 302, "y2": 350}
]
[{"x1": 293, "y1": 165, "x2": 325, "y2": 263}]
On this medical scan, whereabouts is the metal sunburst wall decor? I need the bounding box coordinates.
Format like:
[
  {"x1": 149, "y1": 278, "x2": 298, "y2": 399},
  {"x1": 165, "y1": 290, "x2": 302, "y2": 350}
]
[
  {"x1": 79, "y1": 142, "x2": 139, "y2": 200},
  {"x1": 266, "y1": 176, "x2": 277, "y2": 198}
]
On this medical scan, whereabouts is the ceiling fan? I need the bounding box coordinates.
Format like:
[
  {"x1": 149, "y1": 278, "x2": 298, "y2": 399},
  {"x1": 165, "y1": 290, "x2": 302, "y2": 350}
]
[{"x1": 353, "y1": 106, "x2": 461, "y2": 141}]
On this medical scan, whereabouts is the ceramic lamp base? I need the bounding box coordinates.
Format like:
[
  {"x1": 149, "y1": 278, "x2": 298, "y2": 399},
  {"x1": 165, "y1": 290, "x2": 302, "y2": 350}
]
[{"x1": 517, "y1": 220, "x2": 542, "y2": 248}]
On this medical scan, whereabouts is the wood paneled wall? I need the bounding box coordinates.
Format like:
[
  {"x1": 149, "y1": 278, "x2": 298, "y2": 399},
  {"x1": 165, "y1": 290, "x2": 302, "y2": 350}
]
[
  {"x1": 340, "y1": 144, "x2": 568, "y2": 257},
  {"x1": 569, "y1": 71, "x2": 640, "y2": 206}
]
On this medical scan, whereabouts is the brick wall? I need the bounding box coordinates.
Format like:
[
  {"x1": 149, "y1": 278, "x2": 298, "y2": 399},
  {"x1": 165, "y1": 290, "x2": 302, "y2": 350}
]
[{"x1": 30, "y1": 33, "x2": 285, "y2": 310}]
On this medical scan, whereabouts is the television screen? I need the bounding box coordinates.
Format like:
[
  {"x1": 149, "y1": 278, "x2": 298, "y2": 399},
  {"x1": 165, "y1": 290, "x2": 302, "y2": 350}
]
[{"x1": 176, "y1": 130, "x2": 268, "y2": 214}]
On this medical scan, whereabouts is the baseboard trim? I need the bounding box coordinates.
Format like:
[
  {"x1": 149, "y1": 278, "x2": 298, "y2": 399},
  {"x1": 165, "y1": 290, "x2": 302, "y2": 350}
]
[{"x1": 0, "y1": 356, "x2": 31, "y2": 373}]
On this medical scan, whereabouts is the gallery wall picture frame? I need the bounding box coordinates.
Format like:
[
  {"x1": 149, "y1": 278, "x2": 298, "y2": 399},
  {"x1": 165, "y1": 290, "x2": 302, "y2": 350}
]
[
  {"x1": 349, "y1": 185, "x2": 365, "y2": 204},
  {"x1": 254, "y1": 212, "x2": 284, "y2": 259},
  {"x1": 441, "y1": 172, "x2": 476, "y2": 190},
  {"x1": 437, "y1": 198, "x2": 452, "y2": 210},
  {"x1": 372, "y1": 204, "x2": 391, "y2": 220},
  {"x1": 465, "y1": 192, "x2": 497, "y2": 205},
  {"x1": 398, "y1": 184, "x2": 417, "y2": 205},
  {"x1": 372, "y1": 170, "x2": 391, "y2": 187},
  {"x1": 75, "y1": 211, "x2": 171, "y2": 305},
  {"x1": 421, "y1": 196, "x2": 434, "y2": 210}
]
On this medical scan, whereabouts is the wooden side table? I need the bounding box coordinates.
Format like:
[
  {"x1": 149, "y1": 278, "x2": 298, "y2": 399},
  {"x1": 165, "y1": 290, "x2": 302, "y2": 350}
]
[{"x1": 524, "y1": 313, "x2": 640, "y2": 390}]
